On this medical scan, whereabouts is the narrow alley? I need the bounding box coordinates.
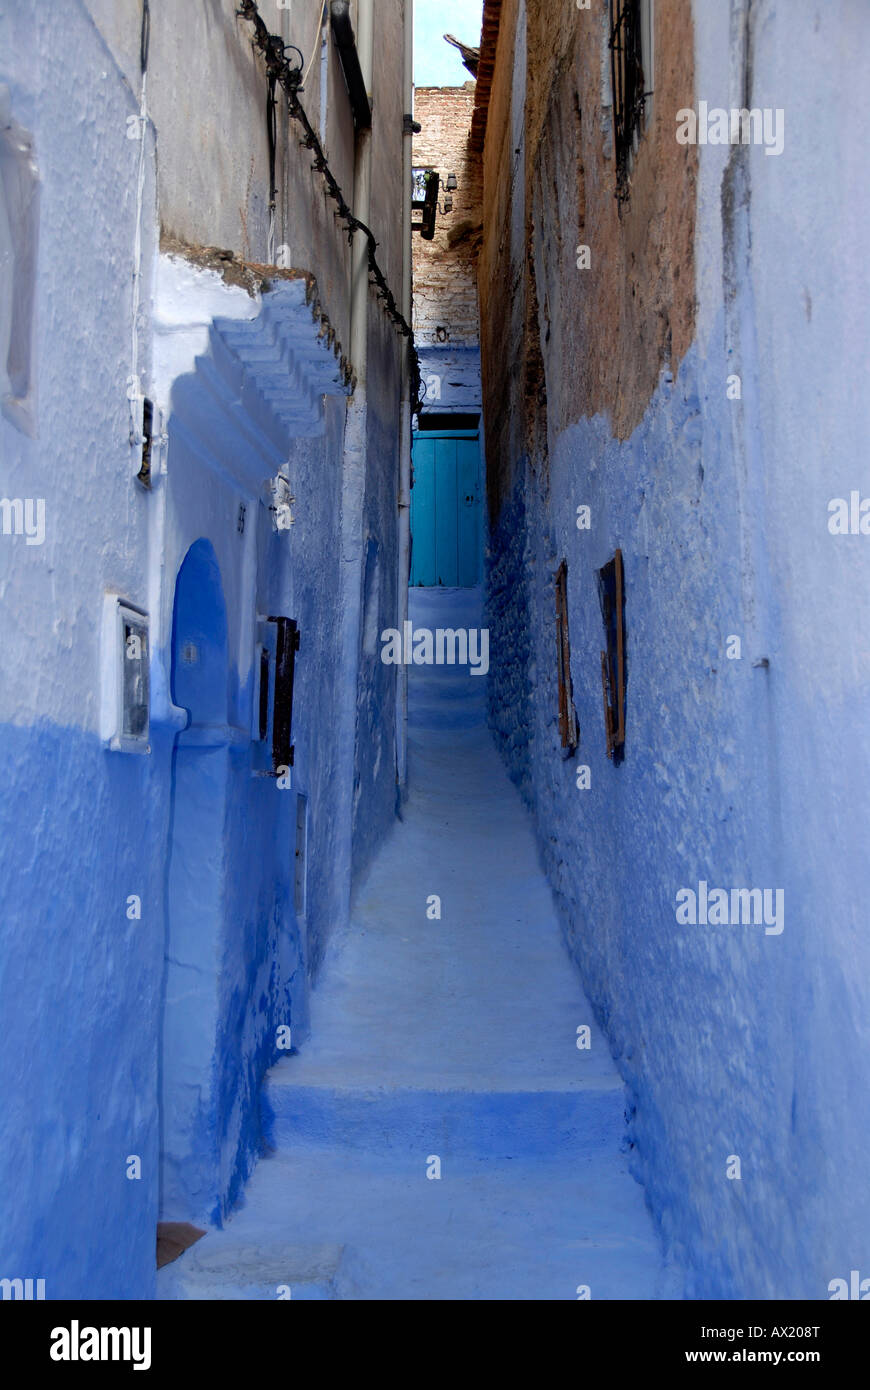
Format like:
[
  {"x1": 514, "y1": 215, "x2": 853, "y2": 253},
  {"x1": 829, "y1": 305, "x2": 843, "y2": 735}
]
[
  {"x1": 2, "y1": 0, "x2": 870, "y2": 1338},
  {"x1": 159, "y1": 588, "x2": 668, "y2": 1299}
]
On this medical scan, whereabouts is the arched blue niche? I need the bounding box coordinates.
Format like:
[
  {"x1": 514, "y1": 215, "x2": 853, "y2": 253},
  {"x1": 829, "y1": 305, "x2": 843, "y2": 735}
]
[
  {"x1": 160, "y1": 539, "x2": 231, "y2": 1223},
  {"x1": 170, "y1": 538, "x2": 229, "y2": 729}
]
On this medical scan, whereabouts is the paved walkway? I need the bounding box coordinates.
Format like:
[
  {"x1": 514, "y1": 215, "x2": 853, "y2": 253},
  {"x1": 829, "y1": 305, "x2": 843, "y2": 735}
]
[{"x1": 160, "y1": 589, "x2": 667, "y2": 1299}]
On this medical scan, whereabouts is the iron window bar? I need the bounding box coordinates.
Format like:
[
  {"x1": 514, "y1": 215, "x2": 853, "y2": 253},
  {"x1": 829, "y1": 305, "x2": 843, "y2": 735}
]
[
  {"x1": 597, "y1": 549, "x2": 627, "y2": 763},
  {"x1": 555, "y1": 561, "x2": 579, "y2": 756},
  {"x1": 608, "y1": 0, "x2": 652, "y2": 203},
  {"x1": 268, "y1": 616, "x2": 300, "y2": 772}
]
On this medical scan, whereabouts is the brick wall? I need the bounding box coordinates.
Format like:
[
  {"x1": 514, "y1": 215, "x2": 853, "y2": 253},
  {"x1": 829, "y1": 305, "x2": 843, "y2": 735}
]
[{"x1": 412, "y1": 85, "x2": 482, "y2": 349}]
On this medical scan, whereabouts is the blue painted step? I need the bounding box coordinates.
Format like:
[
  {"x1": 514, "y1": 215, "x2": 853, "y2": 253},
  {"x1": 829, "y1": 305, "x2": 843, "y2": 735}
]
[{"x1": 261, "y1": 1069, "x2": 625, "y2": 1159}]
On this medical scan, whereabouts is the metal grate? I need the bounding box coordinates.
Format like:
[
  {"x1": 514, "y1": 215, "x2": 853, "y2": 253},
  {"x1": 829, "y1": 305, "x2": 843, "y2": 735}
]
[
  {"x1": 269, "y1": 616, "x2": 300, "y2": 773},
  {"x1": 609, "y1": 0, "x2": 649, "y2": 201}
]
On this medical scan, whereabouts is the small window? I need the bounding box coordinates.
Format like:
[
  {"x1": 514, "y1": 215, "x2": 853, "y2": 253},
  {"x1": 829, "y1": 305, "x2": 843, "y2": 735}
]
[
  {"x1": 270, "y1": 616, "x2": 300, "y2": 773},
  {"x1": 0, "y1": 91, "x2": 39, "y2": 435},
  {"x1": 101, "y1": 597, "x2": 150, "y2": 755},
  {"x1": 122, "y1": 612, "x2": 150, "y2": 740},
  {"x1": 608, "y1": 0, "x2": 654, "y2": 201},
  {"x1": 258, "y1": 647, "x2": 270, "y2": 742},
  {"x1": 597, "y1": 549, "x2": 627, "y2": 763},
  {"x1": 137, "y1": 397, "x2": 154, "y2": 488},
  {"x1": 555, "y1": 560, "x2": 579, "y2": 756},
  {"x1": 252, "y1": 624, "x2": 275, "y2": 774},
  {"x1": 252, "y1": 618, "x2": 301, "y2": 776}
]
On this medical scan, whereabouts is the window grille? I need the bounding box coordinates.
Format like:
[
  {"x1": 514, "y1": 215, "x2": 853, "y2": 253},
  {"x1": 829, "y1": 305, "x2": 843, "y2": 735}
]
[
  {"x1": 598, "y1": 550, "x2": 627, "y2": 763},
  {"x1": 608, "y1": 0, "x2": 651, "y2": 201},
  {"x1": 270, "y1": 616, "x2": 300, "y2": 772},
  {"x1": 258, "y1": 647, "x2": 270, "y2": 743}
]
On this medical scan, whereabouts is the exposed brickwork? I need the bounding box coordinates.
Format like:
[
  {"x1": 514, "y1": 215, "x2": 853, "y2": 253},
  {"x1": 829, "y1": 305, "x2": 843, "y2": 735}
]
[
  {"x1": 413, "y1": 85, "x2": 483, "y2": 349},
  {"x1": 476, "y1": 0, "x2": 523, "y2": 519},
  {"x1": 478, "y1": 0, "x2": 697, "y2": 519},
  {"x1": 470, "y1": 0, "x2": 504, "y2": 157}
]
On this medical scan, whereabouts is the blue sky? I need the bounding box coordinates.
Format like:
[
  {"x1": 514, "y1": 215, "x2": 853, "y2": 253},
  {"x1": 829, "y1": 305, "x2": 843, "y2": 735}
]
[{"x1": 414, "y1": 0, "x2": 484, "y2": 87}]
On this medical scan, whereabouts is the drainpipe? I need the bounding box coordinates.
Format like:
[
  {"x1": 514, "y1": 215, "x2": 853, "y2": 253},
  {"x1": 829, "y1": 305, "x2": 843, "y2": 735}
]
[
  {"x1": 396, "y1": 0, "x2": 414, "y2": 790},
  {"x1": 350, "y1": 1, "x2": 374, "y2": 380},
  {"x1": 335, "y1": 0, "x2": 374, "y2": 926}
]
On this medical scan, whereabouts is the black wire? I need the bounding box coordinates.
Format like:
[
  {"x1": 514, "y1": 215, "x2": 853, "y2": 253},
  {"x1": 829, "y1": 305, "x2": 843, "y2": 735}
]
[
  {"x1": 140, "y1": 0, "x2": 150, "y2": 74},
  {"x1": 267, "y1": 74, "x2": 278, "y2": 212},
  {"x1": 236, "y1": 0, "x2": 422, "y2": 415}
]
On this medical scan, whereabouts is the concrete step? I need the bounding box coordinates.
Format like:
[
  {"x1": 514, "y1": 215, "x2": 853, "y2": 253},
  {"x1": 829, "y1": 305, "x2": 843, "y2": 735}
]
[
  {"x1": 410, "y1": 665, "x2": 487, "y2": 689},
  {"x1": 405, "y1": 587, "x2": 489, "y2": 729},
  {"x1": 261, "y1": 1067, "x2": 625, "y2": 1158},
  {"x1": 159, "y1": 1148, "x2": 668, "y2": 1301},
  {"x1": 408, "y1": 585, "x2": 485, "y2": 629},
  {"x1": 407, "y1": 701, "x2": 486, "y2": 730},
  {"x1": 157, "y1": 1238, "x2": 344, "y2": 1301}
]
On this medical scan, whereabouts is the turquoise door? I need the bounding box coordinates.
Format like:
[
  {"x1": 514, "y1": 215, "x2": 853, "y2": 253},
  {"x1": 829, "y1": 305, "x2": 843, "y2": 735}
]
[{"x1": 410, "y1": 432, "x2": 482, "y2": 587}]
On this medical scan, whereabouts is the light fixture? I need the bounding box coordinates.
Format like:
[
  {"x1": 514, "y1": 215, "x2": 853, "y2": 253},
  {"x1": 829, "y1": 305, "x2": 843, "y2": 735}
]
[{"x1": 412, "y1": 167, "x2": 439, "y2": 240}]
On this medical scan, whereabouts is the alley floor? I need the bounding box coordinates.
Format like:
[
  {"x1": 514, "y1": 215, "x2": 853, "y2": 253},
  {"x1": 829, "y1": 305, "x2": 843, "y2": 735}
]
[{"x1": 159, "y1": 589, "x2": 669, "y2": 1300}]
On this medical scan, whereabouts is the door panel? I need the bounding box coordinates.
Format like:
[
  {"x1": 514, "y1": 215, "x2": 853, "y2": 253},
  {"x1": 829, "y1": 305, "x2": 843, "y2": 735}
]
[
  {"x1": 457, "y1": 439, "x2": 481, "y2": 587},
  {"x1": 410, "y1": 438, "x2": 436, "y2": 585},
  {"x1": 411, "y1": 433, "x2": 481, "y2": 587},
  {"x1": 434, "y1": 438, "x2": 459, "y2": 587}
]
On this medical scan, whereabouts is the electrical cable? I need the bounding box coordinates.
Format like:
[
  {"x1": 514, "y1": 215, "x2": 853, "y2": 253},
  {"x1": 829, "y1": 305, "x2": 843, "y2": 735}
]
[
  {"x1": 129, "y1": 0, "x2": 152, "y2": 478},
  {"x1": 267, "y1": 72, "x2": 278, "y2": 211},
  {"x1": 140, "y1": 0, "x2": 150, "y2": 74},
  {"x1": 236, "y1": 0, "x2": 422, "y2": 414},
  {"x1": 301, "y1": 0, "x2": 329, "y2": 94}
]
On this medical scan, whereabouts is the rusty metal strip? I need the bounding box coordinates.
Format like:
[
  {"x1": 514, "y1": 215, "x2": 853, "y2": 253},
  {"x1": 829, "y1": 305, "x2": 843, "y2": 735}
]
[
  {"x1": 614, "y1": 547, "x2": 625, "y2": 747},
  {"x1": 600, "y1": 650, "x2": 614, "y2": 759},
  {"x1": 556, "y1": 561, "x2": 569, "y2": 747}
]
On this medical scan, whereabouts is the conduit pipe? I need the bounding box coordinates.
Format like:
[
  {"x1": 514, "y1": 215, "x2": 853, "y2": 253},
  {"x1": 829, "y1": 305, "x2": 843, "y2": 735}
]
[
  {"x1": 332, "y1": 0, "x2": 374, "y2": 921},
  {"x1": 349, "y1": 0, "x2": 373, "y2": 384},
  {"x1": 330, "y1": 0, "x2": 372, "y2": 130}
]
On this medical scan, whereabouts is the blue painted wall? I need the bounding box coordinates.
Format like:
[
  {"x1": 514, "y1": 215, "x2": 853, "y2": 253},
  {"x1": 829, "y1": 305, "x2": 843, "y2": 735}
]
[
  {"x1": 486, "y1": 338, "x2": 870, "y2": 1298},
  {"x1": 0, "y1": 1, "x2": 162, "y2": 1299},
  {"x1": 0, "y1": 0, "x2": 406, "y2": 1296},
  {"x1": 482, "y1": 0, "x2": 870, "y2": 1302}
]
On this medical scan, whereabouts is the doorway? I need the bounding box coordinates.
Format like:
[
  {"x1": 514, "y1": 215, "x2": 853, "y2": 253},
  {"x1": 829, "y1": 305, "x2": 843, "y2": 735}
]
[
  {"x1": 410, "y1": 430, "x2": 482, "y2": 587},
  {"x1": 160, "y1": 539, "x2": 229, "y2": 1223}
]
